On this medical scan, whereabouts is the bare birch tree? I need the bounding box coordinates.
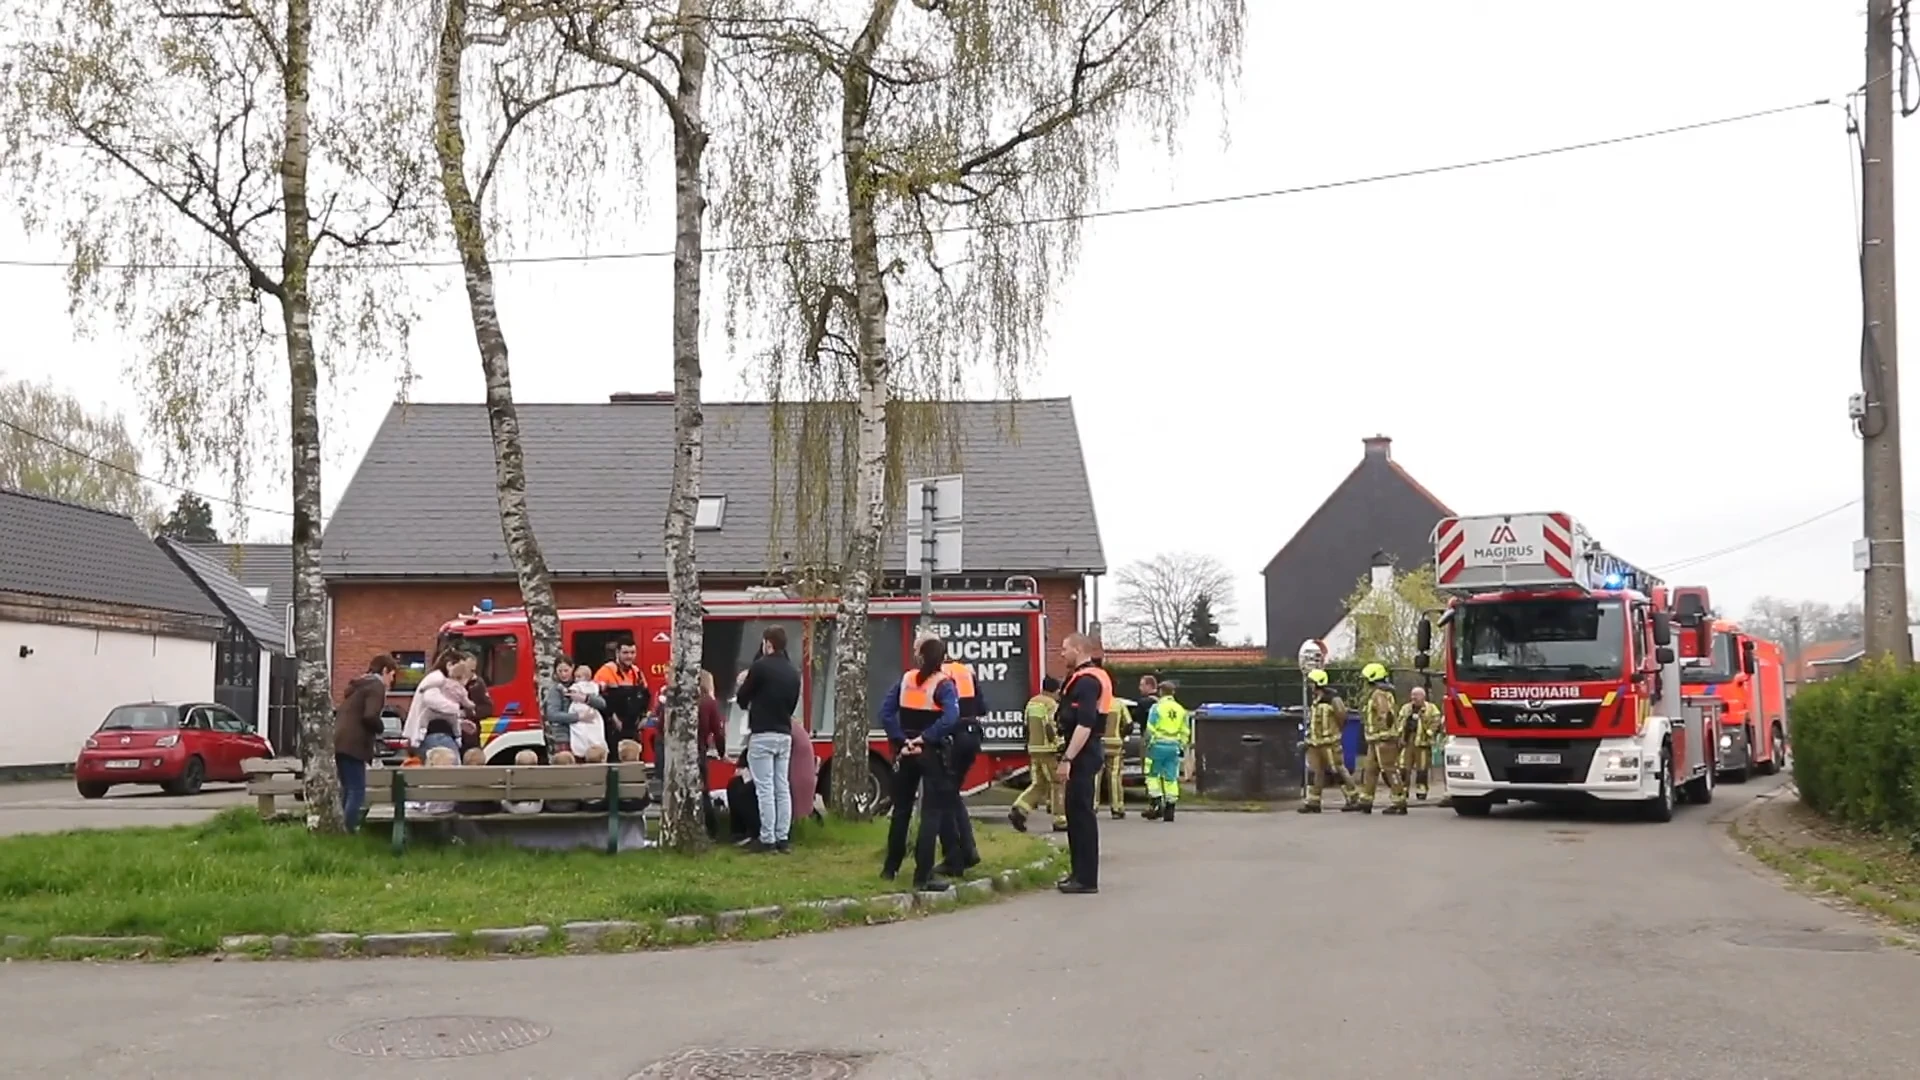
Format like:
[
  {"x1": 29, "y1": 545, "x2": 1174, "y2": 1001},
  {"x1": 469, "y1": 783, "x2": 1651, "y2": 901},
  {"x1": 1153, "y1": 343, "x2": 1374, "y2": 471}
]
[
  {"x1": 429, "y1": 0, "x2": 633, "y2": 759},
  {"x1": 717, "y1": 0, "x2": 1246, "y2": 818},
  {"x1": 0, "y1": 0, "x2": 429, "y2": 830}
]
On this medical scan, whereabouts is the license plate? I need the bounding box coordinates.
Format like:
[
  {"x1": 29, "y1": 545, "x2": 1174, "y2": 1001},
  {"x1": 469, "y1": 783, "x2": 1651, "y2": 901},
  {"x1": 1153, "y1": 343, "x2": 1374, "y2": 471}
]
[
  {"x1": 104, "y1": 759, "x2": 141, "y2": 770},
  {"x1": 1515, "y1": 752, "x2": 1560, "y2": 765}
]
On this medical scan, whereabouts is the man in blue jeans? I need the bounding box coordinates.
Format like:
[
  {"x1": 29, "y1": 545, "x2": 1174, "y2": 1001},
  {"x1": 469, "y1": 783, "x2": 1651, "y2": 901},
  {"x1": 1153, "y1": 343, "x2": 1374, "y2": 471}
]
[
  {"x1": 735, "y1": 626, "x2": 802, "y2": 853},
  {"x1": 333, "y1": 654, "x2": 398, "y2": 832}
]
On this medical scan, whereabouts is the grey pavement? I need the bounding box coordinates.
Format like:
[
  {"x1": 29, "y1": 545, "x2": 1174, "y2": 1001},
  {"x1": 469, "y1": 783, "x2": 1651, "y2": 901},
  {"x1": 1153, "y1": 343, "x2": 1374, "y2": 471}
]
[
  {"x1": 4, "y1": 775, "x2": 1919, "y2": 1079},
  {"x1": 0, "y1": 779, "x2": 247, "y2": 836}
]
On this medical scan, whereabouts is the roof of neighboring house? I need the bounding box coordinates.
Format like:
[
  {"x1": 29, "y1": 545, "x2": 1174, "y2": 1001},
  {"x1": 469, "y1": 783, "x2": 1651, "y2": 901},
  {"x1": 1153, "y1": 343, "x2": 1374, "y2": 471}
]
[
  {"x1": 0, "y1": 488, "x2": 222, "y2": 620},
  {"x1": 158, "y1": 538, "x2": 288, "y2": 653},
  {"x1": 184, "y1": 543, "x2": 293, "y2": 614},
  {"x1": 1788, "y1": 638, "x2": 1865, "y2": 683},
  {"x1": 319, "y1": 398, "x2": 1106, "y2": 579},
  {"x1": 1261, "y1": 436, "x2": 1452, "y2": 657}
]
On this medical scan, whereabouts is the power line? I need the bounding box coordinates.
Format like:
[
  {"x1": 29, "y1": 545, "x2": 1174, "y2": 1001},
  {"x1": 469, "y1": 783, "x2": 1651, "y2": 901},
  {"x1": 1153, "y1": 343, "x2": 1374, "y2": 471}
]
[
  {"x1": 0, "y1": 97, "x2": 1832, "y2": 274},
  {"x1": 1652, "y1": 500, "x2": 1860, "y2": 575},
  {"x1": 0, "y1": 415, "x2": 293, "y2": 517}
]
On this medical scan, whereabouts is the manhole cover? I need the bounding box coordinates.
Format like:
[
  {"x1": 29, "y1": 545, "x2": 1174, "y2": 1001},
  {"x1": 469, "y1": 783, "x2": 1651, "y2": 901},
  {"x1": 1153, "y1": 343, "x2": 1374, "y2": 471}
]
[
  {"x1": 629, "y1": 1048, "x2": 863, "y2": 1079},
  {"x1": 329, "y1": 1015, "x2": 551, "y2": 1058},
  {"x1": 1729, "y1": 929, "x2": 1881, "y2": 953}
]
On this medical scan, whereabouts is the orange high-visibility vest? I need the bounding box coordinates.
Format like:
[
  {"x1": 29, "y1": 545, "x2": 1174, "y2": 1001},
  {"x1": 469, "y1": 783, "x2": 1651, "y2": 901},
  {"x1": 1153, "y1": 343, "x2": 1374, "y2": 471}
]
[
  {"x1": 899, "y1": 669, "x2": 951, "y2": 713},
  {"x1": 941, "y1": 661, "x2": 978, "y2": 700},
  {"x1": 1064, "y1": 665, "x2": 1115, "y2": 714}
]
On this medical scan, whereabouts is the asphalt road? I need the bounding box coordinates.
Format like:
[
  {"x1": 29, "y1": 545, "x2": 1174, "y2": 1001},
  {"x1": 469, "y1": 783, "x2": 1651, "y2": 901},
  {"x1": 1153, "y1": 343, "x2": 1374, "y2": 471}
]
[
  {"x1": 3, "y1": 775, "x2": 1917, "y2": 1079},
  {"x1": 0, "y1": 779, "x2": 248, "y2": 836}
]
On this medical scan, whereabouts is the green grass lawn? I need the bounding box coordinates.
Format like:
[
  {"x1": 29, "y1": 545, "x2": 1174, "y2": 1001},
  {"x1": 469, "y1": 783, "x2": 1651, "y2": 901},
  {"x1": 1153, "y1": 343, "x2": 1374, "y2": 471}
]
[{"x1": 0, "y1": 809, "x2": 1055, "y2": 953}]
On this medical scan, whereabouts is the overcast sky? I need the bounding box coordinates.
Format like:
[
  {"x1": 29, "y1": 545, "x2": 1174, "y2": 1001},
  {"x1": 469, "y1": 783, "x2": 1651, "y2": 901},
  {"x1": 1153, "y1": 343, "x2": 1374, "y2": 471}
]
[{"x1": 0, "y1": 2, "x2": 1898, "y2": 642}]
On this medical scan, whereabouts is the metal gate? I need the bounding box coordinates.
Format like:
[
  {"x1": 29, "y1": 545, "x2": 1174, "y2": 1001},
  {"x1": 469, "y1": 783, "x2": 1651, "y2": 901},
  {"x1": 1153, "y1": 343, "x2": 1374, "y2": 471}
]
[
  {"x1": 213, "y1": 623, "x2": 262, "y2": 727},
  {"x1": 265, "y1": 655, "x2": 300, "y2": 758}
]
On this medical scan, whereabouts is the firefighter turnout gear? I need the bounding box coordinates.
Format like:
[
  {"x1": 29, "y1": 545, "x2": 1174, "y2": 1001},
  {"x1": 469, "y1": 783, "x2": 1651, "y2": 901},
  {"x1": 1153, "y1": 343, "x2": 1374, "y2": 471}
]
[
  {"x1": 1398, "y1": 697, "x2": 1444, "y2": 800},
  {"x1": 1360, "y1": 681, "x2": 1409, "y2": 814},
  {"x1": 1300, "y1": 687, "x2": 1359, "y2": 812},
  {"x1": 1010, "y1": 684, "x2": 1066, "y2": 832},
  {"x1": 1097, "y1": 701, "x2": 1128, "y2": 818},
  {"x1": 1142, "y1": 691, "x2": 1191, "y2": 821}
]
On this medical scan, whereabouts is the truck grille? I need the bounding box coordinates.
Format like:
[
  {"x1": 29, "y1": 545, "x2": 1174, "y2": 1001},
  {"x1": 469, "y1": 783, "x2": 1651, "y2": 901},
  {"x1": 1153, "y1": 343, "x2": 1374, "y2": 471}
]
[
  {"x1": 1474, "y1": 700, "x2": 1601, "y2": 731},
  {"x1": 1482, "y1": 739, "x2": 1597, "y2": 785}
]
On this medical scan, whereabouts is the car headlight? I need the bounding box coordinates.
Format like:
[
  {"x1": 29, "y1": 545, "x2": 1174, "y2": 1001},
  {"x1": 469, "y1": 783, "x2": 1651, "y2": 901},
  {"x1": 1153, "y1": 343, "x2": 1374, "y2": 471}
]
[
  {"x1": 1718, "y1": 734, "x2": 1732, "y2": 749},
  {"x1": 1445, "y1": 750, "x2": 1473, "y2": 768},
  {"x1": 1605, "y1": 751, "x2": 1641, "y2": 771},
  {"x1": 155, "y1": 734, "x2": 180, "y2": 748}
]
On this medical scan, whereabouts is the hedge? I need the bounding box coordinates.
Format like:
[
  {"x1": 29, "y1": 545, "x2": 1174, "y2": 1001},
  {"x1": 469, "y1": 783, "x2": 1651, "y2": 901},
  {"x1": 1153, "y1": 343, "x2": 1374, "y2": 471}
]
[{"x1": 1790, "y1": 659, "x2": 1920, "y2": 834}]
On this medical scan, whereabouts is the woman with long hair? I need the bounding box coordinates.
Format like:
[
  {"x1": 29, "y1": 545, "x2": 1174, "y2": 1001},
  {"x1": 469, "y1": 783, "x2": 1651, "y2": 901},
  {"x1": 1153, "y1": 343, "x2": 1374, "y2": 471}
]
[{"x1": 877, "y1": 634, "x2": 963, "y2": 891}]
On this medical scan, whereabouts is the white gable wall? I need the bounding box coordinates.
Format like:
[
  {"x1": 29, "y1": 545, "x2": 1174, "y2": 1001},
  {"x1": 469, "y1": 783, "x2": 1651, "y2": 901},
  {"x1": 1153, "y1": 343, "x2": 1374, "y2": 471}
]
[{"x1": 0, "y1": 620, "x2": 214, "y2": 770}]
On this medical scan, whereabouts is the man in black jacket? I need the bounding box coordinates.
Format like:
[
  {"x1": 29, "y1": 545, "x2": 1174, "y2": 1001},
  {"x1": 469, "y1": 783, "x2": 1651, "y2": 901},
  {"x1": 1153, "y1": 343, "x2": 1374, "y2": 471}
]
[
  {"x1": 735, "y1": 626, "x2": 802, "y2": 853},
  {"x1": 1054, "y1": 633, "x2": 1111, "y2": 894}
]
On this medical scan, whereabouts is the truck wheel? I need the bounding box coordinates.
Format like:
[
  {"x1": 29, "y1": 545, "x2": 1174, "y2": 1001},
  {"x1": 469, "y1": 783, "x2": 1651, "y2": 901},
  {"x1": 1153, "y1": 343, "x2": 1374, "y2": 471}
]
[
  {"x1": 865, "y1": 755, "x2": 895, "y2": 817},
  {"x1": 1684, "y1": 758, "x2": 1714, "y2": 805},
  {"x1": 1642, "y1": 751, "x2": 1674, "y2": 823},
  {"x1": 1451, "y1": 796, "x2": 1492, "y2": 817},
  {"x1": 1759, "y1": 723, "x2": 1785, "y2": 775}
]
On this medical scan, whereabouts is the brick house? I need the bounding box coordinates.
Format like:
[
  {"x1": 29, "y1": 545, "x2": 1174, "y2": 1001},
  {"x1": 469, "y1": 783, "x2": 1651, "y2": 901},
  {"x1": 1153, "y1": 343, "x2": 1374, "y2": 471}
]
[
  {"x1": 1261, "y1": 435, "x2": 1452, "y2": 659},
  {"x1": 319, "y1": 396, "x2": 1106, "y2": 695}
]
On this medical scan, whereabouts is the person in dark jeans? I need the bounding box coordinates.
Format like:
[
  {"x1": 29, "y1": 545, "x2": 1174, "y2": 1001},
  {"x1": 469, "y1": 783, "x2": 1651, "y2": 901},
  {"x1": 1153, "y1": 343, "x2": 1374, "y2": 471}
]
[
  {"x1": 936, "y1": 659, "x2": 984, "y2": 876},
  {"x1": 879, "y1": 635, "x2": 964, "y2": 891},
  {"x1": 333, "y1": 654, "x2": 398, "y2": 832},
  {"x1": 1055, "y1": 633, "x2": 1111, "y2": 894}
]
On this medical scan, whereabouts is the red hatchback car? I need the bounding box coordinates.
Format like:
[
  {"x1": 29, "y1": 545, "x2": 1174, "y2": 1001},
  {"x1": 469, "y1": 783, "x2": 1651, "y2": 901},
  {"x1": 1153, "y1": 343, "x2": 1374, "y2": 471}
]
[{"x1": 74, "y1": 702, "x2": 273, "y2": 799}]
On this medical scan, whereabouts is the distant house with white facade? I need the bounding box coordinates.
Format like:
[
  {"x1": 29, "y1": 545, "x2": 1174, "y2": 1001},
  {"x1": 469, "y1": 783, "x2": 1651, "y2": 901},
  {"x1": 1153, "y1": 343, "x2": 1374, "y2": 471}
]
[{"x1": 0, "y1": 489, "x2": 225, "y2": 773}]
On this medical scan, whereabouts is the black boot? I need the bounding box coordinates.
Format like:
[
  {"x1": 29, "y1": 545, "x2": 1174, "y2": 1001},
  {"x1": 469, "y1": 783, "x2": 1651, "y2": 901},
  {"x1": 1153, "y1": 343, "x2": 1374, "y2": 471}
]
[
  {"x1": 1143, "y1": 798, "x2": 1163, "y2": 820},
  {"x1": 1162, "y1": 802, "x2": 1176, "y2": 822},
  {"x1": 1008, "y1": 805, "x2": 1029, "y2": 833},
  {"x1": 1340, "y1": 802, "x2": 1366, "y2": 813},
  {"x1": 1298, "y1": 803, "x2": 1322, "y2": 813}
]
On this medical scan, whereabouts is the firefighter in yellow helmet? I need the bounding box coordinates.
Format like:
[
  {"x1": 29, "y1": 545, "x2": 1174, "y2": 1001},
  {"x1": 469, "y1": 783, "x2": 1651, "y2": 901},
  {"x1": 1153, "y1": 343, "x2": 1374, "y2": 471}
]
[
  {"x1": 1357, "y1": 662, "x2": 1409, "y2": 815},
  {"x1": 1299, "y1": 668, "x2": 1360, "y2": 813}
]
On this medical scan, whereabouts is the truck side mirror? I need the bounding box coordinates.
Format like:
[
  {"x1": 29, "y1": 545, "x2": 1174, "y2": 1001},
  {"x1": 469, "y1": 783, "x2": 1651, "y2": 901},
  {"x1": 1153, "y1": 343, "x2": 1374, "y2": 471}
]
[
  {"x1": 1413, "y1": 652, "x2": 1429, "y2": 672},
  {"x1": 1652, "y1": 612, "x2": 1672, "y2": 648},
  {"x1": 1415, "y1": 619, "x2": 1432, "y2": 654},
  {"x1": 1655, "y1": 645, "x2": 1675, "y2": 666}
]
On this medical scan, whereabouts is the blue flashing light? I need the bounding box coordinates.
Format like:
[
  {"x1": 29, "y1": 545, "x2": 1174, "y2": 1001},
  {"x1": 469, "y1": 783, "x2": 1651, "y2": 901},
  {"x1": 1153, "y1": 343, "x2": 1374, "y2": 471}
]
[
  {"x1": 1603, "y1": 573, "x2": 1625, "y2": 589},
  {"x1": 479, "y1": 598, "x2": 495, "y2": 613}
]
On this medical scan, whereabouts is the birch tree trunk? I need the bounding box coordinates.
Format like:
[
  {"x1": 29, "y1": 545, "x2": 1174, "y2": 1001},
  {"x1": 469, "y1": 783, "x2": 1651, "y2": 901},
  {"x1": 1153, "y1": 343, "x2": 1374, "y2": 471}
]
[
  {"x1": 433, "y1": 0, "x2": 563, "y2": 724},
  {"x1": 659, "y1": 0, "x2": 712, "y2": 852},
  {"x1": 826, "y1": 0, "x2": 901, "y2": 821},
  {"x1": 278, "y1": 0, "x2": 343, "y2": 832}
]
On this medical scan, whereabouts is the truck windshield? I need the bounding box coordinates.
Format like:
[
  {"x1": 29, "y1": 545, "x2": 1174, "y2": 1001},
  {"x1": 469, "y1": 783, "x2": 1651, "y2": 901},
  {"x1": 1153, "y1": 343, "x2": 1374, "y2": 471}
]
[
  {"x1": 1683, "y1": 631, "x2": 1738, "y2": 685},
  {"x1": 1452, "y1": 599, "x2": 1625, "y2": 681}
]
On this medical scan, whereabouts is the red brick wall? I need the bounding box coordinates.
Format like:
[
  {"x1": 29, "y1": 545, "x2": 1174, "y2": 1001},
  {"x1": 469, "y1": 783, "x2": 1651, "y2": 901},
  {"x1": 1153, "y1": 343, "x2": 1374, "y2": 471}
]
[{"x1": 329, "y1": 574, "x2": 1088, "y2": 695}]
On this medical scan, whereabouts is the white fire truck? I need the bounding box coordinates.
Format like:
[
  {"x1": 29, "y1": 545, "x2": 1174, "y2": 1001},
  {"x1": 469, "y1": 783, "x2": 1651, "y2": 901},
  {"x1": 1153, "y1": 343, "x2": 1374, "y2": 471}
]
[{"x1": 1416, "y1": 511, "x2": 1717, "y2": 821}]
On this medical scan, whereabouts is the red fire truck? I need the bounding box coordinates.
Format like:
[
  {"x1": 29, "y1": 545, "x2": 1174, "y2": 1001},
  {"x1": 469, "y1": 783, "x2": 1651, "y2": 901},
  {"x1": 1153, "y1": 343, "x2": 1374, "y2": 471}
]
[
  {"x1": 1669, "y1": 587, "x2": 1789, "y2": 782},
  {"x1": 1418, "y1": 512, "x2": 1718, "y2": 821},
  {"x1": 430, "y1": 580, "x2": 1051, "y2": 813}
]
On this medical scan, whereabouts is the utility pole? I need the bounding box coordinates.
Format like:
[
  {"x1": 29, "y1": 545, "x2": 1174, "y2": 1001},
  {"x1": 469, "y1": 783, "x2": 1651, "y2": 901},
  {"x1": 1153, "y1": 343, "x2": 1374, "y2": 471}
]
[
  {"x1": 1788, "y1": 614, "x2": 1804, "y2": 696},
  {"x1": 1862, "y1": 0, "x2": 1913, "y2": 663}
]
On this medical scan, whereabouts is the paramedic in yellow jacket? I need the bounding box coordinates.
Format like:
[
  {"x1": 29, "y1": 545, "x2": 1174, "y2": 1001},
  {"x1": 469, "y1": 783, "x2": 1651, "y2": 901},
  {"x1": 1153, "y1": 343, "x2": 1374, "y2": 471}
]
[
  {"x1": 1358, "y1": 663, "x2": 1409, "y2": 815},
  {"x1": 1398, "y1": 685, "x2": 1444, "y2": 800},
  {"x1": 1142, "y1": 680, "x2": 1191, "y2": 822},
  {"x1": 1298, "y1": 669, "x2": 1360, "y2": 813}
]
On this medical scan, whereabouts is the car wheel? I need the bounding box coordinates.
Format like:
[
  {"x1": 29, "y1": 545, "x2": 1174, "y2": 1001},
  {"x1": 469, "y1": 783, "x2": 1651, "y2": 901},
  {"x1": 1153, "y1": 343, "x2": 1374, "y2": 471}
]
[
  {"x1": 76, "y1": 782, "x2": 110, "y2": 800},
  {"x1": 165, "y1": 756, "x2": 206, "y2": 796}
]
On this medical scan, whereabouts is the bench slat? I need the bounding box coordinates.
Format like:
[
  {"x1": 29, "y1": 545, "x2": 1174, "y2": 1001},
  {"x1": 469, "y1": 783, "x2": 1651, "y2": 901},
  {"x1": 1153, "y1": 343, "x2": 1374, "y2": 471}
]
[
  {"x1": 245, "y1": 778, "x2": 303, "y2": 797},
  {"x1": 242, "y1": 756, "x2": 303, "y2": 777}
]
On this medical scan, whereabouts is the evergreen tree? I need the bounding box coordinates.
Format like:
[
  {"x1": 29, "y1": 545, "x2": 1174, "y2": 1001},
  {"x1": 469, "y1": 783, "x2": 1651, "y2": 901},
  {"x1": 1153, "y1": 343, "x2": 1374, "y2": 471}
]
[
  {"x1": 1187, "y1": 593, "x2": 1222, "y2": 647},
  {"x1": 157, "y1": 493, "x2": 219, "y2": 543}
]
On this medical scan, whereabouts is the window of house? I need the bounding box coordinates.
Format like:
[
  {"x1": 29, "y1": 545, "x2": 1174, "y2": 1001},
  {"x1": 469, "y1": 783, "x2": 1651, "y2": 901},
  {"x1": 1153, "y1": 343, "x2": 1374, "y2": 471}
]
[
  {"x1": 695, "y1": 495, "x2": 726, "y2": 530},
  {"x1": 391, "y1": 651, "x2": 430, "y2": 693}
]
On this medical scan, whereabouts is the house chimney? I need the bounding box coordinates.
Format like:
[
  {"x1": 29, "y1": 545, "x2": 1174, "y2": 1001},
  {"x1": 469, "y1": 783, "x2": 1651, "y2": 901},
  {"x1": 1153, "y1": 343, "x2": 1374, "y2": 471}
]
[
  {"x1": 1362, "y1": 435, "x2": 1392, "y2": 460},
  {"x1": 609, "y1": 391, "x2": 675, "y2": 403}
]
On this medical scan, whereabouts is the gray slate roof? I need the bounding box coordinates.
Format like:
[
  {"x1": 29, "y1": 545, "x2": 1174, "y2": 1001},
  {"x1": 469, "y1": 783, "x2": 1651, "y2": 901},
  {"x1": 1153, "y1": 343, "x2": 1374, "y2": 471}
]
[
  {"x1": 1261, "y1": 437, "x2": 1453, "y2": 658},
  {"x1": 0, "y1": 488, "x2": 223, "y2": 619},
  {"x1": 159, "y1": 538, "x2": 288, "y2": 652},
  {"x1": 321, "y1": 398, "x2": 1105, "y2": 579},
  {"x1": 184, "y1": 543, "x2": 293, "y2": 614}
]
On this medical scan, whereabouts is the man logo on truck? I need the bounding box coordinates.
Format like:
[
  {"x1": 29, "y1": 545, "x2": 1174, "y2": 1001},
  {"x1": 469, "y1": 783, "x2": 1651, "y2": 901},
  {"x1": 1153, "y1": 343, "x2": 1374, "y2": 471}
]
[{"x1": 1488, "y1": 523, "x2": 1518, "y2": 544}]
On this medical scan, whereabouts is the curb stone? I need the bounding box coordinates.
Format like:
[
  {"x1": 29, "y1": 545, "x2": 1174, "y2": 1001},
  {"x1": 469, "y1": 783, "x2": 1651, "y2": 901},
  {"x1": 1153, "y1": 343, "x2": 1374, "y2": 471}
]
[
  {"x1": 960, "y1": 878, "x2": 996, "y2": 900},
  {"x1": 916, "y1": 889, "x2": 956, "y2": 908},
  {"x1": 663, "y1": 915, "x2": 710, "y2": 935},
  {"x1": 362, "y1": 931, "x2": 456, "y2": 957},
  {"x1": 221, "y1": 935, "x2": 268, "y2": 952},
  {"x1": 50, "y1": 935, "x2": 162, "y2": 951},
  {"x1": 473, "y1": 925, "x2": 550, "y2": 951},
  {"x1": 305, "y1": 933, "x2": 358, "y2": 957},
  {"x1": 868, "y1": 893, "x2": 914, "y2": 919},
  {"x1": 563, "y1": 921, "x2": 638, "y2": 947},
  {"x1": 714, "y1": 910, "x2": 747, "y2": 934},
  {"x1": 996, "y1": 870, "x2": 1020, "y2": 891}
]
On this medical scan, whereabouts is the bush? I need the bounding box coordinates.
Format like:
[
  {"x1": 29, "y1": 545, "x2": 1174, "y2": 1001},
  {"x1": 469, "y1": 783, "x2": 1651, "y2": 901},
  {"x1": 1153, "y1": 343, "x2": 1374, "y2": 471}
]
[{"x1": 1791, "y1": 659, "x2": 1920, "y2": 834}]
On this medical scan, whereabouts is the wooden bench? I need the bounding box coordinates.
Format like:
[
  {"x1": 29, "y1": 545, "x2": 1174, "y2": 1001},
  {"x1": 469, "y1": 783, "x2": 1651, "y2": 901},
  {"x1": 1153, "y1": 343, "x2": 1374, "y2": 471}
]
[{"x1": 242, "y1": 758, "x2": 655, "y2": 854}]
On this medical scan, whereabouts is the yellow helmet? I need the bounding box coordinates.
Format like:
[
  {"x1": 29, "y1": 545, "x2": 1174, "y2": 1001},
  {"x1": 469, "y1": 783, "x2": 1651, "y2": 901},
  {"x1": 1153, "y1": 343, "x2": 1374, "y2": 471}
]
[
  {"x1": 1306, "y1": 668, "x2": 1330, "y2": 687},
  {"x1": 1361, "y1": 662, "x2": 1389, "y2": 684}
]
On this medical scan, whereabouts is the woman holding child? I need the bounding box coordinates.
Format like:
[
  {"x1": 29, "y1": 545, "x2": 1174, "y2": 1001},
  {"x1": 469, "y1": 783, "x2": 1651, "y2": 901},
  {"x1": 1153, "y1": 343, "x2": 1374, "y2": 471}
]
[{"x1": 404, "y1": 649, "x2": 478, "y2": 755}]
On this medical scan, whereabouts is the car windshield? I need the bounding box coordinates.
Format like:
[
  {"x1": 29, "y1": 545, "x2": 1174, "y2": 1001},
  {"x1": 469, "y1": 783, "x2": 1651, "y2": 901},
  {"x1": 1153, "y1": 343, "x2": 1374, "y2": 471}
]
[
  {"x1": 1684, "y1": 631, "x2": 1738, "y2": 685},
  {"x1": 1452, "y1": 599, "x2": 1626, "y2": 681},
  {"x1": 99, "y1": 705, "x2": 179, "y2": 731}
]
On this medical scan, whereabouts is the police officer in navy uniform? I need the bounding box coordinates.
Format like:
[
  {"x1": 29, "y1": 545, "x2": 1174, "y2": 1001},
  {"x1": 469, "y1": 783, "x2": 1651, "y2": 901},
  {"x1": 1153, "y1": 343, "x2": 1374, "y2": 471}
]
[
  {"x1": 1055, "y1": 632, "x2": 1112, "y2": 895},
  {"x1": 878, "y1": 635, "x2": 964, "y2": 891}
]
